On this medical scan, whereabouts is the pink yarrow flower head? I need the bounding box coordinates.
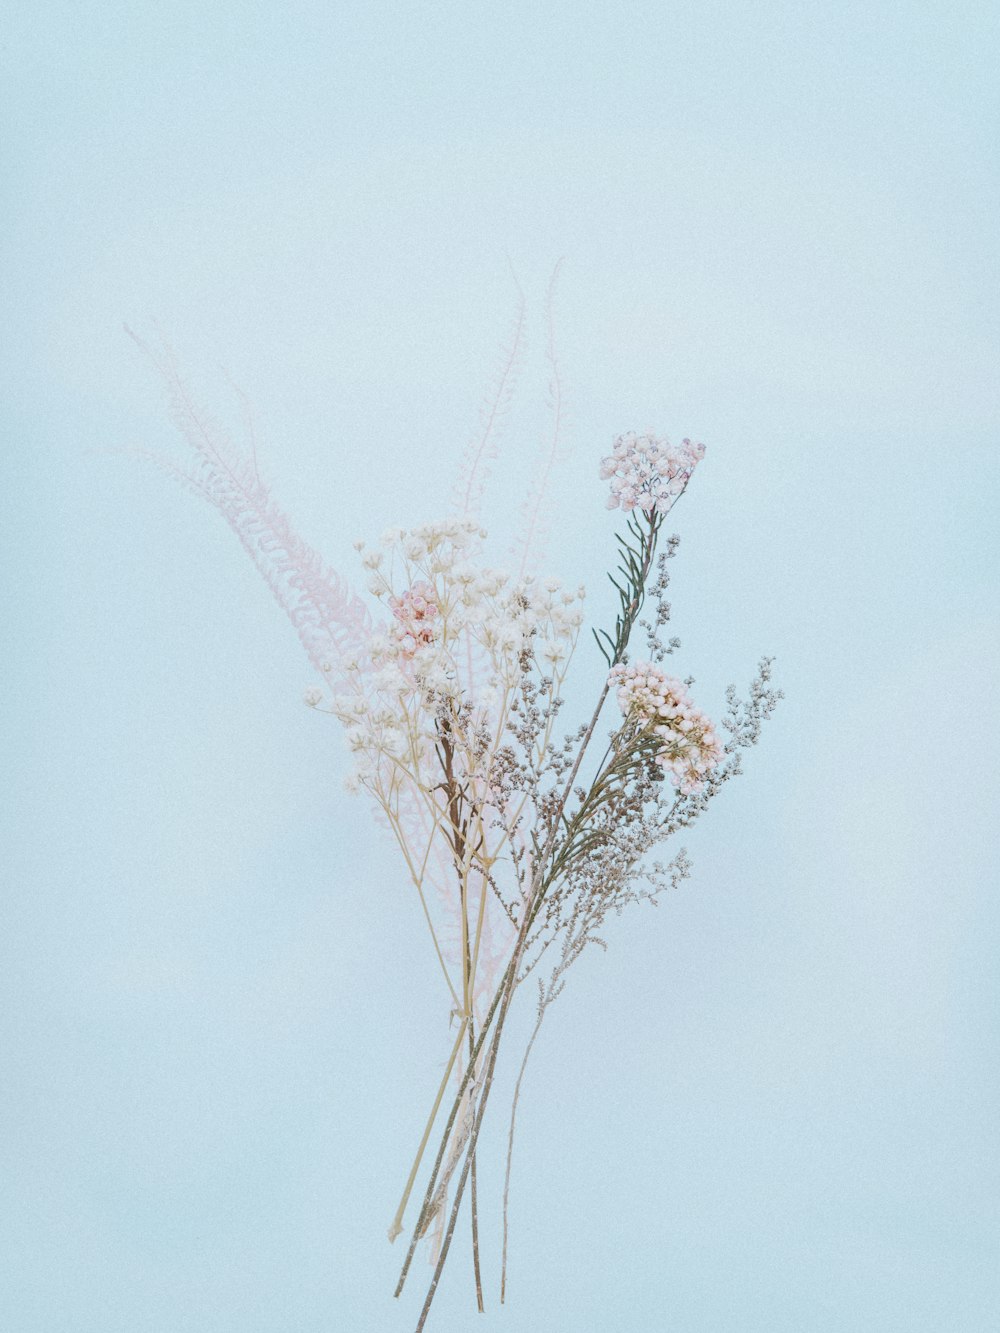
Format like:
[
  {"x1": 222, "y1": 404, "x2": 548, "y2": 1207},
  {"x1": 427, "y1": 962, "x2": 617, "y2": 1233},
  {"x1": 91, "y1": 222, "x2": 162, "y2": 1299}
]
[
  {"x1": 389, "y1": 580, "x2": 440, "y2": 657},
  {"x1": 608, "y1": 660, "x2": 722, "y2": 794},
  {"x1": 600, "y1": 430, "x2": 706, "y2": 514}
]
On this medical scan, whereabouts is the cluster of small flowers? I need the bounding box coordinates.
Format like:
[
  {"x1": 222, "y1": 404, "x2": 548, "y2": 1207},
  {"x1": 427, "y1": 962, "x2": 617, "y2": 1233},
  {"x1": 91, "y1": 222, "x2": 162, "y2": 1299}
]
[
  {"x1": 600, "y1": 431, "x2": 706, "y2": 514},
  {"x1": 320, "y1": 522, "x2": 587, "y2": 791},
  {"x1": 389, "y1": 580, "x2": 439, "y2": 657},
  {"x1": 356, "y1": 518, "x2": 483, "y2": 585},
  {"x1": 609, "y1": 660, "x2": 722, "y2": 794},
  {"x1": 330, "y1": 683, "x2": 413, "y2": 793},
  {"x1": 471, "y1": 575, "x2": 586, "y2": 674}
]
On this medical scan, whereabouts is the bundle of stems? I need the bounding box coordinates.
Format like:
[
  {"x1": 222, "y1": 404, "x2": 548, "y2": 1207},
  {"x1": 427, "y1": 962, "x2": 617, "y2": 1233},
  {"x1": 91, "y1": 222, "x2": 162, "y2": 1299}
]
[
  {"x1": 129, "y1": 329, "x2": 780, "y2": 1330},
  {"x1": 387, "y1": 495, "x2": 779, "y2": 1328}
]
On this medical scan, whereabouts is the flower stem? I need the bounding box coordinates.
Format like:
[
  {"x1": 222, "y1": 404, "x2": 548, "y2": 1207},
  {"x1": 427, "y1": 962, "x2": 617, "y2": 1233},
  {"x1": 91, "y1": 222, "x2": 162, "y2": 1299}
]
[
  {"x1": 387, "y1": 1017, "x2": 468, "y2": 1244},
  {"x1": 413, "y1": 684, "x2": 612, "y2": 1329},
  {"x1": 500, "y1": 990, "x2": 546, "y2": 1303},
  {"x1": 394, "y1": 961, "x2": 513, "y2": 1297}
]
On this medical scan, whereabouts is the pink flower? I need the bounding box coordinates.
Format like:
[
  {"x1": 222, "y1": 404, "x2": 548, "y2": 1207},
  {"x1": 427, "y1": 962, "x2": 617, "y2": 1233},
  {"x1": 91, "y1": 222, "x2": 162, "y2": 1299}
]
[
  {"x1": 390, "y1": 581, "x2": 440, "y2": 656},
  {"x1": 599, "y1": 430, "x2": 705, "y2": 516}
]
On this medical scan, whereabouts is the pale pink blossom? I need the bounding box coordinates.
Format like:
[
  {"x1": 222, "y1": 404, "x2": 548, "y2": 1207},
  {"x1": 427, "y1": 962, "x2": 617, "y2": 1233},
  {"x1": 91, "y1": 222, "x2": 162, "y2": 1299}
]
[
  {"x1": 608, "y1": 660, "x2": 722, "y2": 793},
  {"x1": 389, "y1": 580, "x2": 440, "y2": 657},
  {"x1": 600, "y1": 430, "x2": 705, "y2": 516}
]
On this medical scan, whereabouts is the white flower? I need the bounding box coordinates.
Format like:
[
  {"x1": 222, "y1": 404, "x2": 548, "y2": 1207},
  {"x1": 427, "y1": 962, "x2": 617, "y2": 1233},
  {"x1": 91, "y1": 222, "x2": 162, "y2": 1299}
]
[
  {"x1": 380, "y1": 727, "x2": 405, "y2": 756},
  {"x1": 303, "y1": 686, "x2": 324, "y2": 707},
  {"x1": 373, "y1": 665, "x2": 406, "y2": 693},
  {"x1": 609, "y1": 659, "x2": 721, "y2": 786}
]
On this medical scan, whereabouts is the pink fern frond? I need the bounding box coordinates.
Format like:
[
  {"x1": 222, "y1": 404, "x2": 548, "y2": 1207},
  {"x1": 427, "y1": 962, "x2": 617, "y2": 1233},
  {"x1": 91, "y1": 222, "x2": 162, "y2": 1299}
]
[
  {"x1": 450, "y1": 276, "x2": 527, "y2": 522},
  {"x1": 126, "y1": 326, "x2": 372, "y2": 679},
  {"x1": 511, "y1": 260, "x2": 569, "y2": 579}
]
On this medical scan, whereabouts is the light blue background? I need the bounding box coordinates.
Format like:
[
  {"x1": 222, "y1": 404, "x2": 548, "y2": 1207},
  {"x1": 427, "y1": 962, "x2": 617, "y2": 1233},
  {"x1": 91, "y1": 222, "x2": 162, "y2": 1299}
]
[{"x1": 3, "y1": 3, "x2": 999, "y2": 1330}]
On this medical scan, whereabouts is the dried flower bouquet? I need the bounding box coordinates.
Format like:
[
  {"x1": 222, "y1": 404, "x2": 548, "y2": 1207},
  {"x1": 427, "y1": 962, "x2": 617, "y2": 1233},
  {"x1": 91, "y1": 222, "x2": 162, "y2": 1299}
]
[{"x1": 130, "y1": 316, "x2": 781, "y2": 1331}]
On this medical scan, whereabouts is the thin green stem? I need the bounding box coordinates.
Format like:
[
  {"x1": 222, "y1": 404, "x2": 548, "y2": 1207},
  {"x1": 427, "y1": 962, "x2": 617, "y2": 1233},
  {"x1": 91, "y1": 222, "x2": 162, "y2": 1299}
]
[{"x1": 500, "y1": 988, "x2": 546, "y2": 1302}]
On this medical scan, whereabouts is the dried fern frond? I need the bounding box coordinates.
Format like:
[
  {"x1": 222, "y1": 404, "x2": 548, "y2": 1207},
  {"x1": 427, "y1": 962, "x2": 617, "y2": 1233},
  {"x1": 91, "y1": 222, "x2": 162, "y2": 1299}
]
[
  {"x1": 125, "y1": 326, "x2": 372, "y2": 679},
  {"x1": 450, "y1": 277, "x2": 527, "y2": 523},
  {"x1": 511, "y1": 259, "x2": 568, "y2": 579}
]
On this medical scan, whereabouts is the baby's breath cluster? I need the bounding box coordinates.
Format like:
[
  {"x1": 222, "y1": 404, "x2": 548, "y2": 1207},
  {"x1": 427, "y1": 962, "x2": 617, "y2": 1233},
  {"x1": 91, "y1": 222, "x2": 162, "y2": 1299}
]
[
  {"x1": 321, "y1": 520, "x2": 585, "y2": 794},
  {"x1": 600, "y1": 430, "x2": 706, "y2": 513},
  {"x1": 609, "y1": 660, "x2": 722, "y2": 794}
]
